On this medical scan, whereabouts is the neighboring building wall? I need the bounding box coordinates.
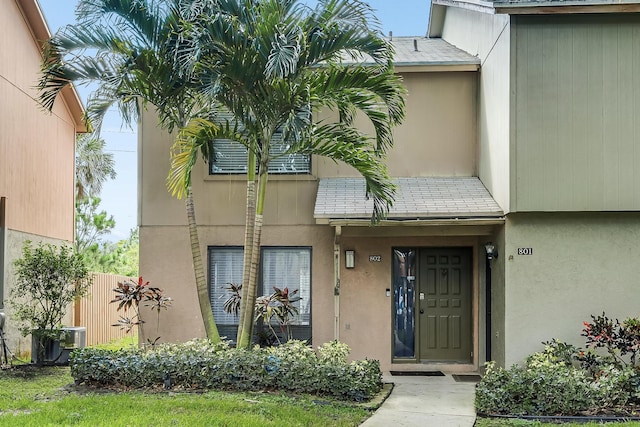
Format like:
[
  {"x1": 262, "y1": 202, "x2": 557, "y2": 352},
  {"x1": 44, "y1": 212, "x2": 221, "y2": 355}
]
[
  {"x1": 512, "y1": 14, "x2": 640, "y2": 211},
  {"x1": 0, "y1": 0, "x2": 76, "y2": 241},
  {"x1": 440, "y1": 8, "x2": 512, "y2": 212},
  {"x1": 502, "y1": 212, "x2": 640, "y2": 366},
  {"x1": 0, "y1": 0, "x2": 81, "y2": 355}
]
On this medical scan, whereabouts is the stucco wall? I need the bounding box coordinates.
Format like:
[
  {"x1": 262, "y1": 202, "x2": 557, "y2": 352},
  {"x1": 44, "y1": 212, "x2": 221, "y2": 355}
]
[
  {"x1": 337, "y1": 233, "x2": 486, "y2": 371},
  {"x1": 503, "y1": 212, "x2": 640, "y2": 366},
  {"x1": 139, "y1": 224, "x2": 336, "y2": 346},
  {"x1": 139, "y1": 221, "x2": 499, "y2": 371},
  {"x1": 314, "y1": 71, "x2": 477, "y2": 179},
  {"x1": 490, "y1": 225, "x2": 507, "y2": 368}
]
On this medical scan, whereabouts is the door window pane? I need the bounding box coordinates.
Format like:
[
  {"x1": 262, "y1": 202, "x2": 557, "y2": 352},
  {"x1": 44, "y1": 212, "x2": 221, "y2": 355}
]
[{"x1": 393, "y1": 248, "x2": 416, "y2": 358}]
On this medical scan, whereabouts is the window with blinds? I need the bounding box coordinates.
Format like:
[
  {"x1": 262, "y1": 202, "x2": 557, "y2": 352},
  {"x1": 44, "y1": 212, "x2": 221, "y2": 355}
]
[
  {"x1": 208, "y1": 246, "x2": 312, "y2": 341},
  {"x1": 209, "y1": 247, "x2": 244, "y2": 327},
  {"x1": 261, "y1": 248, "x2": 311, "y2": 326},
  {"x1": 210, "y1": 138, "x2": 310, "y2": 174},
  {"x1": 207, "y1": 109, "x2": 310, "y2": 174}
]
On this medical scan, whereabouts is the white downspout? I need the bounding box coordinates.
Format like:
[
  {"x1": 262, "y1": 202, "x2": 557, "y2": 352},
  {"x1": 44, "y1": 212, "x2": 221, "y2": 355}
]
[{"x1": 333, "y1": 225, "x2": 341, "y2": 341}]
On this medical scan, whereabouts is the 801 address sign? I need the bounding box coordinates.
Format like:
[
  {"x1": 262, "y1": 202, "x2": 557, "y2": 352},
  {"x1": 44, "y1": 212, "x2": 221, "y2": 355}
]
[{"x1": 517, "y1": 248, "x2": 533, "y2": 255}]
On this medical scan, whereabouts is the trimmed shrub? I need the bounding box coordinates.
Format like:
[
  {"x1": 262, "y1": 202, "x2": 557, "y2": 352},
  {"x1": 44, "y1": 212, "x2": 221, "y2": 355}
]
[
  {"x1": 476, "y1": 339, "x2": 640, "y2": 416},
  {"x1": 476, "y1": 361, "x2": 595, "y2": 416},
  {"x1": 70, "y1": 339, "x2": 382, "y2": 401}
]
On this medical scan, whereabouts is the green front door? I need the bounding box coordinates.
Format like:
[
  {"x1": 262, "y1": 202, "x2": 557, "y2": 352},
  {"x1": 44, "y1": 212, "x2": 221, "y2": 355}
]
[{"x1": 418, "y1": 248, "x2": 472, "y2": 362}]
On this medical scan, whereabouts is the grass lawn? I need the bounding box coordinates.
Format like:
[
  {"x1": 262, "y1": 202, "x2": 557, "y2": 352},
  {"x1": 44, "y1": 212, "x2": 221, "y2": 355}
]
[
  {"x1": 0, "y1": 363, "x2": 372, "y2": 426},
  {"x1": 476, "y1": 417, "x2": 640, "y2": 427}
]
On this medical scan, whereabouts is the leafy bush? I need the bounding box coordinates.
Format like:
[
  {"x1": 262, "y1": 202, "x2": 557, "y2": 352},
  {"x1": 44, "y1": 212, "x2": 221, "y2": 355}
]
[
  {"x1": 70, "y1": 339, "x2": 382, "y2": 401},
  {"x1": 318, "y1": 340, "x2": 350, "y2": 364},
  {"x1": 476, "y1": 360, "x2": 595, "y2": 416},
  {"x1": 477, "y1": 315, "x2": 640, "y2": 416},
  {"x1": 9, "y1": 241, "x2": 91, "y2": 365},
  {"x1": 582, "y1": 313, "x2": 640, "y2": 368}
]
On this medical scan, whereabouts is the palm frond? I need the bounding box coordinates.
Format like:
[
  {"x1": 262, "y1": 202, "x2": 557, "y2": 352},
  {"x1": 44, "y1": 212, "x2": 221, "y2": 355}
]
[
  {"x1": 76, "y1": 0, "x2": 172, "y2": 50},
  {"x1": 167, "y1": 117, "x2": 247, "y2": 198},
  {"x1": 302, "y1": 123, "x2": 397, "y2": 222}
]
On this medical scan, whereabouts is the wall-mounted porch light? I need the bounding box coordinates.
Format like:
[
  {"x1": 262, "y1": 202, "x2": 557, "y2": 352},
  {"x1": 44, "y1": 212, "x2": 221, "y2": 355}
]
[
  {"x1": 345, "y1": 250, "x2": 355, "y2": 269},
  {"x1": 484, "y1": 242, "x2": 498, "y2": 261}
]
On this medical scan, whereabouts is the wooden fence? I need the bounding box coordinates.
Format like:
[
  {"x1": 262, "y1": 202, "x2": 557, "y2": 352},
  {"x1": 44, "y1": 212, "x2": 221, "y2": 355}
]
[{"x1": 74, "y1": 273, "x2": 137, "y2": 346}]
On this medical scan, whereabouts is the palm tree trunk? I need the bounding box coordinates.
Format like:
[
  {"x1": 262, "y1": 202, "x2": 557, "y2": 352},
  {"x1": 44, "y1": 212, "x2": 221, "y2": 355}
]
[
  {"x1": 245, "y1": 172, "x2": 269, "y2": 339},
  {"x1": 237, "y1": 166, "x2": 268, "y2": 349},
  {"x1": 186, "y1": 187, "x2": 221, "y2": 343},
  {"x1": 237, "y1": 149, "x2": 256, "y2": 344}
]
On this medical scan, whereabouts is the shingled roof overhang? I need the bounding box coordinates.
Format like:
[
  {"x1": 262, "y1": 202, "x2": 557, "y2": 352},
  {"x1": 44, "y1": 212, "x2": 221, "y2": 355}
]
[
  {"x1": 314, "y1": 177, "x2": 505, "y2": 227},
  {"x1": 432, "y1": 0, "x2": 640, "y2": 14},
  {"x1": 338, "y1": 37, "x2": 480, "y2": 73}
]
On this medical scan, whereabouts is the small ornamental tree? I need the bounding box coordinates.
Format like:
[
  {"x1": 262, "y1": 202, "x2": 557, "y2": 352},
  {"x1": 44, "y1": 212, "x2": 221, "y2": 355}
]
[
  {"x1": 111, "y1": 277, "x2": 172, "y2": 347},
  {"x1": 224, "y1": 284, "x2": 302, "y2": 345},
  {"x1": 9, "y1": 241, "x2": 91, "y2": 365},
  {"x1": 255, "y1": 287, "x2": 301, "y2": 345}
]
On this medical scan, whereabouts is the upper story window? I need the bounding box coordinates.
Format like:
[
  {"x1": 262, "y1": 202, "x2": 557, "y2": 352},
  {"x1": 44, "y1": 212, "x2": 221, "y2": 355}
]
[
  {"x1": 208, "y1": 110, "x2": 310, "y2": 175},
  {"x1": 209, "y1": 137, "x2": 310, "y2": 174}
]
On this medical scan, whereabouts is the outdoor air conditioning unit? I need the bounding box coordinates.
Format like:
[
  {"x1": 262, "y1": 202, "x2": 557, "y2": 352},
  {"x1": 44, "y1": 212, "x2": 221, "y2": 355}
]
[
  {"x1": 31, "y1": 326, "x2": 86, "y2": 365},
  {"x1": 61, "y1": 327, "x2": 86, "y2": 350}
]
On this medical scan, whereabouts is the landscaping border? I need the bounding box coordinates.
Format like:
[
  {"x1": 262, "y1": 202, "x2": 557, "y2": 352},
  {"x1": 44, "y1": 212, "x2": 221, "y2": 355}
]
[{"x1": 478, "y1": 413, "x2": 640, "y2": 423}]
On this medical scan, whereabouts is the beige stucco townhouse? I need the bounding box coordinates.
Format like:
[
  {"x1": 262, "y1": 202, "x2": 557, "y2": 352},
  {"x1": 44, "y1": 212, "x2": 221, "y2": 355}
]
[
  {"x1": 0, "y1": 0, "x2": 86, "y2": 355},
  {"x1": 140, "y1": 0, "x2": 640, "y2": 371}
]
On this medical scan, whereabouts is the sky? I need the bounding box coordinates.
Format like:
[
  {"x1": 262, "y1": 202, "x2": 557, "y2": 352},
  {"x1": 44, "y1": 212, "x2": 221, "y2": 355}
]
[{"x1": 37, "y1": 0, "x2": 431, "y2": 242}]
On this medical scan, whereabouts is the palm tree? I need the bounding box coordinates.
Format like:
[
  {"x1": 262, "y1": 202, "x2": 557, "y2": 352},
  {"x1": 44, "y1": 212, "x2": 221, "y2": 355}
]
[
  {"x1": 38, "y1": 0, "x2": 221, "y2": 343},
  {"x1": 75, "y1": 133, "x2": 116, "y2": 200},
  {"x1": 168, "y1": 0, "x2": 406, "y2": 348}
]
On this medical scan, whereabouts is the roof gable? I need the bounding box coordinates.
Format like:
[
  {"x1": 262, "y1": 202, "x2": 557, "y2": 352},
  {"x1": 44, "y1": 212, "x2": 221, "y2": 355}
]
[{"x1": 16, "y1": 0, "x2": 86, "y2": 132}]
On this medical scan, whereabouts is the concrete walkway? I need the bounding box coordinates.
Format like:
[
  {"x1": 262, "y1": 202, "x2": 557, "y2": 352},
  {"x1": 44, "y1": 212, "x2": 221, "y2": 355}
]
[{"x1": 361, "y1": 374, "x2": 477, "y2": 427}]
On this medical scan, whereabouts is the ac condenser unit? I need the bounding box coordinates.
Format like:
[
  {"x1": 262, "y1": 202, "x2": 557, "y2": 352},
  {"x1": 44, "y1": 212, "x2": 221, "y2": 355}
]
[{"x1": 61, "y1": 327, "x2": 86, "y2": 349}]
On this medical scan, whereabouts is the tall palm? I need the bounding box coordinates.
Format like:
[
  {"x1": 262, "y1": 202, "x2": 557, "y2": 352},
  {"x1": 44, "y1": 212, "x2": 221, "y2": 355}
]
[
  {"x1": 168, "y1": 0, "x2": 406, "y2": 348},
  {"x1": 38, "y1": 0, "x2": 221, "y2": 343},
  {"x1": 75, "y1": 133, "x2": 116, "y2": 200}
]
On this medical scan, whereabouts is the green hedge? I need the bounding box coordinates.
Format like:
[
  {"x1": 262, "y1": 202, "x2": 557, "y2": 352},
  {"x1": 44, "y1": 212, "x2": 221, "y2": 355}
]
[
  {"x1": 70, "y1": 340, "x2": 382, "y2": 401},
  {"x1": 476, "y1": 341, "x2": 640, "y2": 416}
]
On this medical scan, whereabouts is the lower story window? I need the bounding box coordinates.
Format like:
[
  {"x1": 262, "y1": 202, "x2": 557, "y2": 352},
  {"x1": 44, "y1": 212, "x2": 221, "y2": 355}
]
[{"x1": 209, "y1": 246, "x2": 311, "y2": 343}]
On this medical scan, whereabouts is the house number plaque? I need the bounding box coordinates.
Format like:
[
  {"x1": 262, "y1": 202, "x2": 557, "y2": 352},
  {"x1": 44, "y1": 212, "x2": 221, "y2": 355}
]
[
  {"x1": 517, "y1": 248, "x2": 533, "y2": 255},
  {"x1": 369, "y1": 255, "x2": 382, "y2": 262}
]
